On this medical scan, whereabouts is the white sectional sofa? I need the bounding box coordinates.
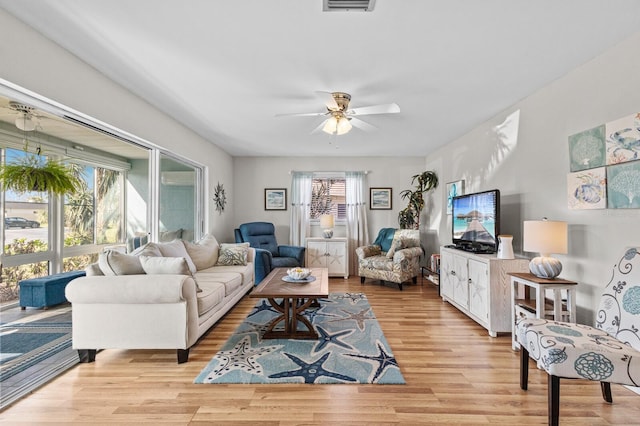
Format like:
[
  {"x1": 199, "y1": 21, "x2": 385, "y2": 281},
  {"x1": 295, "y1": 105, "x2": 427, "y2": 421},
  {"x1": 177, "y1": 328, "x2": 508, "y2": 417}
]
[{"x1": 65, "y1": 236, "x2": 254, "y2": 363}]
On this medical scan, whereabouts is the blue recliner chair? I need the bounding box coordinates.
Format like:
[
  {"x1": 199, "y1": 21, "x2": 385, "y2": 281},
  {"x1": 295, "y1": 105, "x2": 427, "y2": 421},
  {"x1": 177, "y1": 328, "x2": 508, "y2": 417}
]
[{"x1": 234, "y1": 222, "x2": 305, "y2": 284}]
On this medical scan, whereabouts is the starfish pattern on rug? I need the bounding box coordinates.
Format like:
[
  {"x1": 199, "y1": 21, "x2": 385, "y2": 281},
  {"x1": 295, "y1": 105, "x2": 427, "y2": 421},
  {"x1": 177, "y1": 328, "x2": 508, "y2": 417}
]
[
  {"x1": 268, "y1": 352, "x2": 357, "y2": 383},
  {"x1": 323, "y1": 307, "x2": 375, "y2": 331},
  {"x1": 235, "y1": 320, "x2": 271, "y2": 340},
  {"x1": 246, "y1": 299, "x2": 277, "y2": 318},
  {"x1": 346, "y1": 341, "x2": 399, "y2": 383},
  {"x1": 332, "y1": 292, "x2": 367, "y2": 304},
  {"x1": 312, "y1": 325, "x2": 355, "y2": 354},
  {"x1": 209, "y1": 336, "x2": 281, "y2": 379}
]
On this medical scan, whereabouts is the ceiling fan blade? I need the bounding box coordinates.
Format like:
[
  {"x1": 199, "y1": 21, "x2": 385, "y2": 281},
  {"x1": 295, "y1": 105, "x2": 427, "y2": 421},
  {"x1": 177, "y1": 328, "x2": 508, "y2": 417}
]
[
  {"x1": 275, "y1": 111, "x2": 326, "y2": 118},
  {"x1": 349, "y1": 103, "x2": 400, "y2": 116},
  {"x1": 310, "y1": 119, "x2": 328, "y2": 134},
  {"x1": 315, "y1": 91, "x2": 339, "y2": 110},
  {"x1": 350, "y1": 117, "x2": 377, "y2": 132}
]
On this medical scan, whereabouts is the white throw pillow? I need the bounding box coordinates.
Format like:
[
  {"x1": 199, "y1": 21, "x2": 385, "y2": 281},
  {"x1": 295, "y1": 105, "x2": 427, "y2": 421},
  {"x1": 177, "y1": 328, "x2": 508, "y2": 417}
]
[
  {"x1": 183, "y1": 234, "x2": 220, "y2": 270},
  {"x1": 131, "y1": 242, "x2": 162, "y2": 257},
  {"x1": 139, "y1": 256, "x2": 202, "y2": 292},
  {"x1": 98, "y1": 250, "x2": 145, "y2": 276},
  {"x1": 156, "y1": 239, "x2": 197, "y2": 275}
]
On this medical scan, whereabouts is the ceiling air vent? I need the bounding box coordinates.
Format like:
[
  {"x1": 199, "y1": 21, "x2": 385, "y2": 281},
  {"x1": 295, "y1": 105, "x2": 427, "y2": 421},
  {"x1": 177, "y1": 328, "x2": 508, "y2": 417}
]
[{"x1": 323, "y1": 0, "x2": 376, "y2": 12}]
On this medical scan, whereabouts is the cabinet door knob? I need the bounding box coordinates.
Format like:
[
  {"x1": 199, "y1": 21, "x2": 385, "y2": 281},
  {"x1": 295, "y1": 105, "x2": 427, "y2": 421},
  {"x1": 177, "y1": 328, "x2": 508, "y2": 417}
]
[{"x1": 451, "y1": 271, "x2": 456, "y2": 276}]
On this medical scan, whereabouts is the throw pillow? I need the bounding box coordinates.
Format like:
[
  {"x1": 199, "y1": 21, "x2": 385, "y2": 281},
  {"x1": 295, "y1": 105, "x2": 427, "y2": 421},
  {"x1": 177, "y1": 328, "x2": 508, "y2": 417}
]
[
  {"x1": 183, "y1": 234, "x2": 220, "y2": 271},
  {"x1": 156, "y1": 239, "x2": 197, "y2": 275},
  {"x1": 98, "y1": 250, "x2": 145, "y2": 276},
  {"x1": 217, "y1": 242, "x2": 250, "y2": 266},
  {"x1": 386, "y1": 236, "x2": 421, "y2": 259},
  {"x1": 85, "y1": 262, "x2": 104, "y2": 276},
  {"x1": 131, "y1": 242, "x2": 162, "y2": 257},
  {"x1": 139, "y1": 256, "x2": 202, "y2": 292}
]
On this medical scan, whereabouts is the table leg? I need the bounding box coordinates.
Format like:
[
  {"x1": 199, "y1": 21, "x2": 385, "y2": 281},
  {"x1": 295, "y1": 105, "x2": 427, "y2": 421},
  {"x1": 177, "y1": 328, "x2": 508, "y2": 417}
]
[{"x1": 262, "y1": 297, "x2": 319, "y2": 339}]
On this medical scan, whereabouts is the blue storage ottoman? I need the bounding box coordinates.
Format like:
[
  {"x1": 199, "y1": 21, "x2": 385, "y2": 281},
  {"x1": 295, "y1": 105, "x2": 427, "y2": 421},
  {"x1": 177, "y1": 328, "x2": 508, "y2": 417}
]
[{"x1": 19, "y1": 270, "x2": 86, "y2": 309}]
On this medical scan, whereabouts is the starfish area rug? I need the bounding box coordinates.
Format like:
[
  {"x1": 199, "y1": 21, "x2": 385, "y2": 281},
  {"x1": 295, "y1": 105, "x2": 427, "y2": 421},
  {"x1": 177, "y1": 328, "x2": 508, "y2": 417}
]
[{"x1": 195, "y1": 292, "x2": 405, "y2": 384}]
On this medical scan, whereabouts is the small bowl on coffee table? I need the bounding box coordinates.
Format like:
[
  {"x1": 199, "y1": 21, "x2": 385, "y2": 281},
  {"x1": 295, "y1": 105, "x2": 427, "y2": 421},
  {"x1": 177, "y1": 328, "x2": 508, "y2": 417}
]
[{"x1": 286, "y1": 268, "x2": 311, "y2": 280}]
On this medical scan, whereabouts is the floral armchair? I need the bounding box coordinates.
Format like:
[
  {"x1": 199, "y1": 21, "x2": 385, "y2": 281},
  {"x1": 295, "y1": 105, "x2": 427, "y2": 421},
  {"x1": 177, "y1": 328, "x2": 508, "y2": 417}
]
[
  {"x1": 517, "y1": 247, "x2": 640, "y2": 426},
  {"x1": 356, "y1": 228, "x2": 423, "y2": 290}
]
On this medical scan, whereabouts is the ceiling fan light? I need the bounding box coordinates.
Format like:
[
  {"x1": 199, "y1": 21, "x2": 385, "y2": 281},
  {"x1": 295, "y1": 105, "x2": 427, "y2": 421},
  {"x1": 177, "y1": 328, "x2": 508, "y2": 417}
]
[
  {"x1": 322, "y1": 116, "x2": 338, "y2": 135},
  {"x1": 336, "y1": 117, "x2": 352, "y2": 135},
  {"x1": 15, "y1": 113, "x2": 36, "y2": 131}
]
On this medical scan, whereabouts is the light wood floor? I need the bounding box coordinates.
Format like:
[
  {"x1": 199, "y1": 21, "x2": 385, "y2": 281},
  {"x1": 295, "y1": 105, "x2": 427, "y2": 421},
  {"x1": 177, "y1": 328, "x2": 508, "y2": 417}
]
[{"x1": 1, "y1": 277, "x2": 639, "y2": 425}]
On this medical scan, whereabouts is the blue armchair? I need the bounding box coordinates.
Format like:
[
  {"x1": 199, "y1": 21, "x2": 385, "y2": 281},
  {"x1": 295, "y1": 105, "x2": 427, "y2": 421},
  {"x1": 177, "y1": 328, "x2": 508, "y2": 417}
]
[{"x1": 234, "y1": 222, "x2": 305, "y2": 284}]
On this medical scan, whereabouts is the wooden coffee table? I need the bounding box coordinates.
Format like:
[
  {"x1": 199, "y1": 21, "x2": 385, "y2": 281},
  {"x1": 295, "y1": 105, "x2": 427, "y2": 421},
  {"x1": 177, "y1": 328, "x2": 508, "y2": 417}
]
[{"x1": 250, "y1": 267, "x2": 328, "y2": 339}]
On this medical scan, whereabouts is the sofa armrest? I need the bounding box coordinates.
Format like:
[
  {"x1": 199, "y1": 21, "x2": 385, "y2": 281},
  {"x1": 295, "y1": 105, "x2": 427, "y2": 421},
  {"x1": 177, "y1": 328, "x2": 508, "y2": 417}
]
[
  {"x1": 66, "y1": 275, "x2": 197, "y2": 304},
  {"x1": 278, "y1": 245, "x2": 305, "y2": 265},
  {"x1": 356, "y1": 245, "x2": 381, "y2": 260}
]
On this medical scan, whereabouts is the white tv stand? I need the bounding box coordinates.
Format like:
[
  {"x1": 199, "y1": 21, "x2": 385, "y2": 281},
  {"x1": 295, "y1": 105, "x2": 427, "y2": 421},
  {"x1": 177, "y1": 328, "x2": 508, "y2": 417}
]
[{"x1": 440, "y1": 246, "x2": 529, "y2": 337}]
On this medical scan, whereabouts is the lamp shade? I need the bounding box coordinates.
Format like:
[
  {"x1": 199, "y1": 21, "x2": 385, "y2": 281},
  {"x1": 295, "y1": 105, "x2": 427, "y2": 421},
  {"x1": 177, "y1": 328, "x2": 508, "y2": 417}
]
[
  {"x1": 523, "y1": 219, "x2": 568, "y2": 279},
  {"x1": 320, "y1": 214, "x2": 335, "y2": 229},
  {"x1": 523, "y1": 220, "x2": 567, "y2": 256}
]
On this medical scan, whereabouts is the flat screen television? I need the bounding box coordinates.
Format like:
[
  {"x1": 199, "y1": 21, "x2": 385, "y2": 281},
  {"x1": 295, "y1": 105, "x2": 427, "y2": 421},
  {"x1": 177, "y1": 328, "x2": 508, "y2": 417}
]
[{"x1": 451, "y1": 189, "x2": 500, "y2": 253}]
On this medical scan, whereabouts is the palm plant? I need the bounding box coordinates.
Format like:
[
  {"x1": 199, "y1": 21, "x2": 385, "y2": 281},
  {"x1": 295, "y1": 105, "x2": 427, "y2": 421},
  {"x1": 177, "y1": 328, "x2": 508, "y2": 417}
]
[{"x1": 398, "y1": 171, "x2": 439, "y2": 229}]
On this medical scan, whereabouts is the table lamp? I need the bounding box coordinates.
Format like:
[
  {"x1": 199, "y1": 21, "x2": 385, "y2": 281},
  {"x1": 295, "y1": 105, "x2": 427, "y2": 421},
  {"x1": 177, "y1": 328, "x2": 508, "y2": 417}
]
[
  {"x1": 523, "y1": 219, "x2": 568, "y2": 279},
  {"x1": 320, "y1": 214, "x2": 334, "y2": 238}
]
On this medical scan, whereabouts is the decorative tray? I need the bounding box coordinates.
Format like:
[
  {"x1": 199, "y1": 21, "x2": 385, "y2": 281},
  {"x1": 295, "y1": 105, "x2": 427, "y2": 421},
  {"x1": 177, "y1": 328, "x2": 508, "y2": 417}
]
[{"x1": 281, "y1": 275, "x2": 316, "y2": 284}]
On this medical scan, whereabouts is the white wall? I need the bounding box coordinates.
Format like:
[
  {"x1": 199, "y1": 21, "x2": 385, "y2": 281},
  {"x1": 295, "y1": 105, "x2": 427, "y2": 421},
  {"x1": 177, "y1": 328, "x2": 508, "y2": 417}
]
[
  {"x1": 233, "y1": 156, "x2": 428, "y2": 244},
  {"x1": 425, "y1": 31, "x2": 640, "y2": 323},
  {"x1": 0, "y1": 10, "x2": 234, "y2": 239}
]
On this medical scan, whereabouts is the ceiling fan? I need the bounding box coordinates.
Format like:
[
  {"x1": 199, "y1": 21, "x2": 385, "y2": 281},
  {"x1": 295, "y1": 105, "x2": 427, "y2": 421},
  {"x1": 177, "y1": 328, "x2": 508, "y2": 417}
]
[
  {"x1": 8, "y1": 101, "x2": 40, "y2": 131},
  {"x1": 275, "y1": 92, "x2": 400, "y2": 136}
]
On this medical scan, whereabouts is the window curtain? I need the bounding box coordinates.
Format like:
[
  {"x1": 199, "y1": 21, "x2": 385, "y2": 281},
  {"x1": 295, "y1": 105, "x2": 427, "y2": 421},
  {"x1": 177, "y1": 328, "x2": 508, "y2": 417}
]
[
  {"x1": 345, "y1": 171, "x2": 369, "y2": 276},
  {"x1": 289, "y1": 172, "x2": 313, "y2": 246}
]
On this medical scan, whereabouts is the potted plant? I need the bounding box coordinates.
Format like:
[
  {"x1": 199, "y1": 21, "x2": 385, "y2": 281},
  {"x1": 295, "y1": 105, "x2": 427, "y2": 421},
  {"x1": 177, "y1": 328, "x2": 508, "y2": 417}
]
[
  {"x1": 398, "y1": 170, "x2": 438, "y2": 229},
  {"x1": 0, "y1": 153, "x2": 83, "y2": 195}
]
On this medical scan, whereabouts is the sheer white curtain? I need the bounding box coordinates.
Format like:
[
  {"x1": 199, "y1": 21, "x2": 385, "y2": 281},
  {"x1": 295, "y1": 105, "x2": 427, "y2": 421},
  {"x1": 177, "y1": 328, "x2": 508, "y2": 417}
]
[
  {"x1": 289, "y1": 172, "x2": 313, "y2": 246},
  {"x1": 346, "y1": 171, "x2": 369, "y2": 276}
]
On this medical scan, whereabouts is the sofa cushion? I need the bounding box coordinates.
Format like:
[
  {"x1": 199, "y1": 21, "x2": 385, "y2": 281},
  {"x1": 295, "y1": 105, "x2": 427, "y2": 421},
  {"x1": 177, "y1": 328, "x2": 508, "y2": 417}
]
[
  {"x1": 199, "y1": 264, "x2": 254, "y2": 286},
  {"x1": 196, "y1": 282, "x2": 226, "y2": 316},
  {"x1": 360, "y1": 255, "x2": 394, "y2": 272},
  {"x1": 139, "y1": 256, "x2": 202, "y2": 292},
  {"x1": 217, "y1": 243, "x2": 250, "y2": 266},
  {"x1": 98, "y1": 250, "x2": 145, "y2": 276},
  {"x1": 156, "y1": 239, "x2": 197, "y2": 275},
  {"x1": 195, "y1": 271, "x2": 243, "y2": 297},
  {"x1": 183, "y1": 234, "x2": 220, "y2": 270}
]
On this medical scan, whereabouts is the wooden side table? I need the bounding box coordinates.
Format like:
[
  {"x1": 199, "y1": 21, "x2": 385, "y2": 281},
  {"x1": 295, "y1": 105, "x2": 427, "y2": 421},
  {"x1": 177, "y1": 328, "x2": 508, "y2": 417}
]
[{"x1": 509, "y1": 272, "x2": 578, "y2": 350}]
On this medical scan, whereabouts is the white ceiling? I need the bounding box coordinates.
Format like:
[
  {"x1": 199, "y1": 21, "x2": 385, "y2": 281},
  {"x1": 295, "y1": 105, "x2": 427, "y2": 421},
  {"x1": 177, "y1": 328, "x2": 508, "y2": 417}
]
[{"x1": 2, "y1": 0, "x2": 640, "y2": 158}]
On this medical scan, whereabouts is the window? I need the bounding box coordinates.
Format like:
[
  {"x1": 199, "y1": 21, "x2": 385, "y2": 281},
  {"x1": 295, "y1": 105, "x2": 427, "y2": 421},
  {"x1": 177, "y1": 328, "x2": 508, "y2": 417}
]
[{"x1": 311, "y1": 175, "x2": 346, "y2": 220}]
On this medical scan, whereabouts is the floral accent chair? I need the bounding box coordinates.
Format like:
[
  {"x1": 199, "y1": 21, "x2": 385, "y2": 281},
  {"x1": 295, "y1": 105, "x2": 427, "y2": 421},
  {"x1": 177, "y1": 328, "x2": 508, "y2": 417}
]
[
  {"x1": 356, "y1": 228, "x2": 423, "y2": 291},
  {"x1": 517, "y1": 247, "x2": 640, "y2": 426}
]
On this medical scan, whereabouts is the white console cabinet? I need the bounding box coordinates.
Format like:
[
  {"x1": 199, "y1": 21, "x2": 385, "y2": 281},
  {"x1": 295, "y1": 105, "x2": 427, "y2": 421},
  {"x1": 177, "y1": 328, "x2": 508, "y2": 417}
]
[
  {"x1": 440, "y1": 246, "x2": 528, "y2": 337},
  {"x1": 306, "y1": 237, "x2": 349, "y2": 278}
]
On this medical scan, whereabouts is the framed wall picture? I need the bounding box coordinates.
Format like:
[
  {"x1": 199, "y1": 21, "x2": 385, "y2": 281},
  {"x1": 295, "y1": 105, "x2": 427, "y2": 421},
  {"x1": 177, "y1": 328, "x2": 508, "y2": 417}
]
[
  {"x1": 264, "y1": 188, "x2": 287, "y2": 210},
  {"x1": 370, "y1": 187, "x2": 392, "y2": 210},
  {"x1": 446, "y1": 180, "x2": 465, "y2": 214}
]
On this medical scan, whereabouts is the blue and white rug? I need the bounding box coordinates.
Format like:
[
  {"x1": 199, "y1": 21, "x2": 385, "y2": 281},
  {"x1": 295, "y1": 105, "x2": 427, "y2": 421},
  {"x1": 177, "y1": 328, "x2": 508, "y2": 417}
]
[
  {"x1": 195, "y1": 292, "x2": 405, "y2": 384},
  {"x1": 0, "y1": 308, "x2": 79, "y2": 409}
]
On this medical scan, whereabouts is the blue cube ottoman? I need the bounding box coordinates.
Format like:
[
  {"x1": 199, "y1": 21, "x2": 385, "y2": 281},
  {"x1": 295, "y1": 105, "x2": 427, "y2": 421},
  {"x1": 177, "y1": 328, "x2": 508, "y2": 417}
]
[{"x1": 19, "y1": 270, "x2": 86, "y2": 309}]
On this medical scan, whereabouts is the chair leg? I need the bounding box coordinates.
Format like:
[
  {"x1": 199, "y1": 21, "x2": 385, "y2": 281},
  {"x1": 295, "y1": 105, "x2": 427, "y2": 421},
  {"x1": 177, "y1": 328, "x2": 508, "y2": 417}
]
[
  {"x1": 398, "y1": 283, "x2": 403, "y2": 291},
  {"x1": 360, "y1": 276, "x2": 365, "y2": 284},
  {"x1": 601, "y1": 382, "x2": 613, "y2": 403},
  {"x1": 520, "y1": 347, "x2": 529, "y2": 390},
  {"x1": 412, "y1": 276, "x2": 417, "y2": 284},
  {"x1": 548, "y1": 375, "x2": 560, "y2": 426}
]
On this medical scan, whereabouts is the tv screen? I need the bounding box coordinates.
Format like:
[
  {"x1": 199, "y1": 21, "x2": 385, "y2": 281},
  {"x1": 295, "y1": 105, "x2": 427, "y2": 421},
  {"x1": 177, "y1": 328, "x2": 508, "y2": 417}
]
[{"x1": 452, "y1": 189, "x2": 500, "y2": 253}]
